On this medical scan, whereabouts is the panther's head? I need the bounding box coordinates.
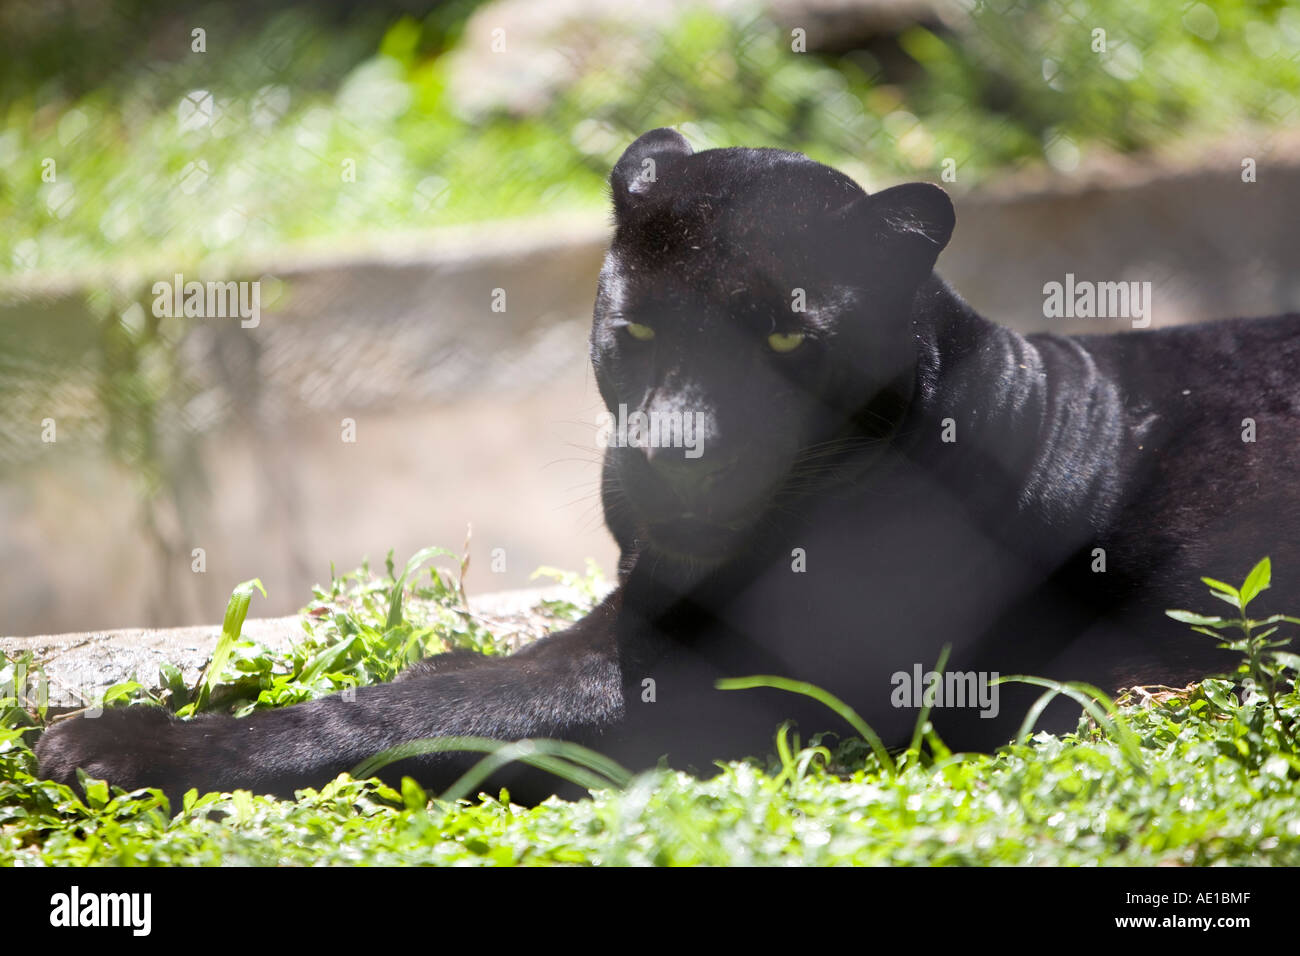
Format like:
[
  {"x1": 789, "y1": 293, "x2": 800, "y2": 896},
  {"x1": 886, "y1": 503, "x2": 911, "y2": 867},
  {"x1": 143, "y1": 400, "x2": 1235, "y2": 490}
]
[{"x1": 591, "y1": 128, "x2": 955, "y2": 565}]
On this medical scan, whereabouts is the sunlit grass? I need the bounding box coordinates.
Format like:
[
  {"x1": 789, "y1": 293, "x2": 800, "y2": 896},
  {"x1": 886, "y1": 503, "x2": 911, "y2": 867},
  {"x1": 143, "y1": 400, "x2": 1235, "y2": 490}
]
[{"x1": 2, "y1": 552, "x2": 1298, "y2": 865}]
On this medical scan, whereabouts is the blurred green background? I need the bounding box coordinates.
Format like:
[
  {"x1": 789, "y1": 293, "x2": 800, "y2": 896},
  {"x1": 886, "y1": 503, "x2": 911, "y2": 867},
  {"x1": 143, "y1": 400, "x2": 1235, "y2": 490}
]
[
  {"x1": 1, "y1": 0, "x2": 1298, "y2": 636},
  {"x1": 4, "y1": 0, "x2": 1297, "y2": 273}
]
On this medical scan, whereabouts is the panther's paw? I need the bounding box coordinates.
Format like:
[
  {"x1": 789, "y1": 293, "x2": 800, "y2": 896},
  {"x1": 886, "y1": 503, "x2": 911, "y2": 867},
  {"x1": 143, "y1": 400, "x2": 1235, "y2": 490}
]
[{"x1": 35, "y1": 706, "x2": 182, "y2": 796}]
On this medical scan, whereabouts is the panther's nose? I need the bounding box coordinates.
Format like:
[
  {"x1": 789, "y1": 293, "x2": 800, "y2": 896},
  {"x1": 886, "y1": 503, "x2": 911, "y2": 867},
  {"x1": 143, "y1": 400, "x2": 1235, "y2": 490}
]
[{"x1": 645, "y1": 444, "x2": 740, "y2": 494}]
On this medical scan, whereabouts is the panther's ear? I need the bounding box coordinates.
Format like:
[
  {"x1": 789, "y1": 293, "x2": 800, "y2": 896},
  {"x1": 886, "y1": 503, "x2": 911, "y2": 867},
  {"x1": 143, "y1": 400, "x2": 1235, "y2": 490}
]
[
  {"x1": 611, "y1": 128, "x2": 694, "y2": 219},
  {"x1": 857, "y1": 182, "x2": 955, "y2": 282}
]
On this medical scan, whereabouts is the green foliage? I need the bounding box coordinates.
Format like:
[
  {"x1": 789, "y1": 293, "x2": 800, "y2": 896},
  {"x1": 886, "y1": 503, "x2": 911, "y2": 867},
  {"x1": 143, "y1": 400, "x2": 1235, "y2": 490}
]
[
  {"x1": 202, "y1": 550, "x2": 506, "y2": 714},
  {"x1": 185, "y1": 577, "x2": 265, "y2": 715},
  {"x1": 531, "y1": 559, "x2": 611, "y2": 622},
  {"x1": 999, "y1": 674, "x2": 1148, "y2": 772},
  {"x1": 902, "y1": 0, "x2": 1300, "y2": 169},
  {"x1": 718, "y1": 673, "x2": 897, "y2": 774},
  {"x1": 4, "y1": 0, "x2": 1295, "y2": 276},
  {"x1": 1, "y1": 553, "x2": 1298, "y2": 865},
  {"x1": 1167, "y1": 555, "x2": 1300, "y2": 755},
  {"x1": 87, "y1": 547, "x2": 531, "y2": 721},
  {"x1": 352, "y1": 736, "x2": 633, "y2": 802},
  {"x1": 4, "y1": 692, "x2": 1300, "y2": 864},
  {"x1": 0, "y1": 652, "x2": 44, "y2": 752}
]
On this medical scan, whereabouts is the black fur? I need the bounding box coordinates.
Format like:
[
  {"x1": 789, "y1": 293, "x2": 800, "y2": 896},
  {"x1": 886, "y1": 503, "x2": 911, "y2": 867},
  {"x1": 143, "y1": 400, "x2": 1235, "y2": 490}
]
[{"x1": 37, "y1": 129, "x2": 1300, "y2": 807}]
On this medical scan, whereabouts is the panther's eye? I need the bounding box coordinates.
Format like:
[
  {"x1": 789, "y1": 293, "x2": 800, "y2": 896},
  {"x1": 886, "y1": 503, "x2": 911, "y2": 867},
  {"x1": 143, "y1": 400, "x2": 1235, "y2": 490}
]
[
  {"x1": 767, "y1": 331, "x2": 806, "y2": 354},
  {"x1": 624, "y1": 322, "x2": 656, "y2": 342}
]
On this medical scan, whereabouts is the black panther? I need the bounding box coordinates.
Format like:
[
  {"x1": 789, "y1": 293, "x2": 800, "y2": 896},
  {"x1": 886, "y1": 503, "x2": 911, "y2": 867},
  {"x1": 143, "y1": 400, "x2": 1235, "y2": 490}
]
[{"x1": 37, "y1": 129, "x2": 1300, "y2": 807}]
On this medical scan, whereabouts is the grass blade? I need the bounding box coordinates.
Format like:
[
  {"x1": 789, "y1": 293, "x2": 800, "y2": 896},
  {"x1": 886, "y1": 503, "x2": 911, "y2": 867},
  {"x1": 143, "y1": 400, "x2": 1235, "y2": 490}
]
[
  {"x1": 386, "y1": 546, "x2": 458, "y2": 629},
  {"x1": 997, "y1": 675, "x2": 1146, "y2": 773},
  {"x1": 191, "y1": 578, "x2": 265, "y2": 713},
  {"x1": 349, "y1": 735, "x2": 633, "y2": 801},
  {"x1": 906, "y1": 644, "x2": 952, "y2": 761},
  {"x1": 716, "y1": 674, "x2": 895, "y2": 774}
]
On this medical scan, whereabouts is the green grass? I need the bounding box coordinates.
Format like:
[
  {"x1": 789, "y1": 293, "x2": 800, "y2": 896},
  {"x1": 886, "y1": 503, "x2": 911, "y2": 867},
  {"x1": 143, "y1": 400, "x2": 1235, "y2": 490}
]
[{"x1": 2, "y1": 554, "x2": 1298, "y2": 866}]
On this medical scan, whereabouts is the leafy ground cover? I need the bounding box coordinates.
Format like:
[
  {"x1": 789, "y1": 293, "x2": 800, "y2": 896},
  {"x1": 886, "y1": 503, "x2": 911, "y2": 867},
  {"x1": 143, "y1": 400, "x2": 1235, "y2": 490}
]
[{"x1": 2, "y1": 552, "x2": 1298, "y2": 866}]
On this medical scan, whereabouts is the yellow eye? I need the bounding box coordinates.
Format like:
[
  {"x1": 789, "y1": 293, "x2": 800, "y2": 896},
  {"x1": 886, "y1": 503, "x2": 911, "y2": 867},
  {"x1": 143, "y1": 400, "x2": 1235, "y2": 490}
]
[
  {"x1": 767, "y1": 331, "x2": 806, "y2": 353},
  {"x1": 625, "y1": 322, "x2": 656, "y2": 341}
]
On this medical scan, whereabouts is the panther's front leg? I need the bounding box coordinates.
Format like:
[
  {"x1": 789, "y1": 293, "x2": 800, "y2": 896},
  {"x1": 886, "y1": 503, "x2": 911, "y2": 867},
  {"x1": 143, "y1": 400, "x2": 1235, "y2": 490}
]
[{"x1": 36, "y1": 591, "x2": 625, "y2": 809}]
